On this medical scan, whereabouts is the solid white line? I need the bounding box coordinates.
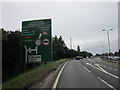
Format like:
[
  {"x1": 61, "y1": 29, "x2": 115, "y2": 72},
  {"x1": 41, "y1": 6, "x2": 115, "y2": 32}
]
[
  {"x1": 95, "y1": 64, "x2": 119, "y2": 79},
  {"x1": 97, "y1": 64, "x2": 118, "y2": 71},
  {"x1": 86, "y1": 63, "x2": 101, "y2": 71},
  {"x1": 97, "y1": 77, "x2": 117, "y2": 90},
  {"x1": 52, "y1": 62, "x2": 68, "y2": 89},
  {"x1": 86, "y1": 63, "x2": 119, "y2": 79},
  {"x1": 83, "y1": 66, "x2": 91, "y2": 72}
]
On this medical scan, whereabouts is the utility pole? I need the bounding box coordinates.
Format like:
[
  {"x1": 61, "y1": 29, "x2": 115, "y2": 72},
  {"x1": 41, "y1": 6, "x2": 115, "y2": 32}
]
[
  {"x1": 102, "y1": 29, "x2": 113, "y2": 57},
  {"x1": 70, "y1": 38, "x2": 72, "y2": 49}
]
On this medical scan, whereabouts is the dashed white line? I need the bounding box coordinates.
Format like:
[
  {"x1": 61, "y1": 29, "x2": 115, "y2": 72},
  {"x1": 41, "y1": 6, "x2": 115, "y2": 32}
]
[
  {"x1": 97, "y1": 77, "x2": 117, "y2": 90},
  {"x1": 114, "y1": 69, "x2": 118, "y2": 71},
  {"x1": 83, "y1": 66, "x2": 91, "y2": 72},
  {"x1": 108, "y1": 67, "x2": 112, "y2": 69},
  {"x1": 104, "y1": 66, "x2": 107, "y2": 68},
  {"x1": 100, "y1": 64, "x2": 103, "y2": 66}
]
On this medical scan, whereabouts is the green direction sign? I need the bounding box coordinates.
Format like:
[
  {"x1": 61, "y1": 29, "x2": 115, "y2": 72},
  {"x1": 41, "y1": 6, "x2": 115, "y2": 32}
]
[{"x1": 22, "y1": 19, "x2": 52, "y2": 62}]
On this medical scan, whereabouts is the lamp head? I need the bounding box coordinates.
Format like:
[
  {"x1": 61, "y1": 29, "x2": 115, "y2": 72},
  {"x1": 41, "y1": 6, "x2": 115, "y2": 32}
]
[{"x1": 102, "y1": 30, "x2": 105, "y2": 31}]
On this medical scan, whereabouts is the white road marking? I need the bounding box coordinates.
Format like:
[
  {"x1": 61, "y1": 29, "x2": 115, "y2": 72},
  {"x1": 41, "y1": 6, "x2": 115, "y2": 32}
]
[
  {"x1": 104, "y1": 66, "x2": 107, "y2": 67},
  {"x1": 52, "y1": 62, "x2": 68, "y2": 89},
  {"x1": 95, "y1": 64, "x2": 119, "y2": 79},
  {"x1": 94, "y1": 64, "x2": 105, "y2": 71},
  {"x1": 99, "y1": 64, "x2": 118, "y2": 71},
  {"x1": 83, "y1": 66, "x2": 91, "y2": 72},
  {"x1": 100, "y1": 64, "x2": 103, "y2": 66},
  {"x1": 114, "y1": 69, "x2": 118, "y2": 71},
  {"x1": 108, "y1": 67, "x2": 112, "y2": 69},
  {"x1": 86, "y1": 63, "x2": 119, "y2": 79},
  {"x1": 86, "y1": 63, "x2": 101, "y2": 71},
  {"x1": 97, "y1": 77, "x2": 117, "y2": 90}
]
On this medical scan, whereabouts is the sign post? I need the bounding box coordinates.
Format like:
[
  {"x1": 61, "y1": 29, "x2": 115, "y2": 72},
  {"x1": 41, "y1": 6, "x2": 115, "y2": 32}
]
[{"x1": 22, "y1": 19, "x2": 52, "y2": 63}]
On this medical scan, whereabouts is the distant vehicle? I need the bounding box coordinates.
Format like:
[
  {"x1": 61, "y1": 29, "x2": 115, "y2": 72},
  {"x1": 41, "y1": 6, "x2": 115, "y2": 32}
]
[
  {"x1": 76, "y1": 56, "x2": 83, "y2": 60},
  {"x1": 111, "y1": 56, "x2": 120, "y2": 61},
  {"x1": 76, "y1": 56, "x2": 80, "y2": 60}
]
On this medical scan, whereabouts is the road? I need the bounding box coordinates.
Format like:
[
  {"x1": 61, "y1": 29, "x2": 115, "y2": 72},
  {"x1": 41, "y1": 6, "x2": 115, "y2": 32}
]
[{"x1": 57, "y1": 58, "x2": 119, "y2": 89}]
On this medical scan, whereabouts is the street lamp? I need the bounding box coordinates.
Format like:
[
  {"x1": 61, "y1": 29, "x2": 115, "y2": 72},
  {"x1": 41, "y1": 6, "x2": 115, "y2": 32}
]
[
  {"x1": 102, "y1": 29, "x2": 113, "y2": 57},
  {"x1": 99, "y1": 41, "x2": 105, "y2": 54}
]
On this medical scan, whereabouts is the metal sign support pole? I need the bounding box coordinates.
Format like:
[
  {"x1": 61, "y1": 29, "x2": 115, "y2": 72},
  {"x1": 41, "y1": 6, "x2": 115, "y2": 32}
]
[{"x1": 24, "y1": 62, "x2": 26, "y2": 73}]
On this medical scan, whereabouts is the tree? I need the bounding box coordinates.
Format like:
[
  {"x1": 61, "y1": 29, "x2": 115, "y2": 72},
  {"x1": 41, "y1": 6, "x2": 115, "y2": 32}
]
[
  {"x1": 109, "y1": 52, "x2": 113, "y2": 56},
  {"x1": 114, "y1": 51, "x2": 118, "y2": 56},
  {"x1": 77, "y1": 45, "x2": 80, "y2": 52},
  {"x1": 119, "y1": 49, "x2": 120, "y2": 57},
  {"x1": 2, "y1": 29, "x2": 23, "y2": 82},
  {"x1": 52, "y1": 35, "x2": 59, "y2": 60},
  {"x1": 68, "y1": 49, "x2": 76, "y2": 58},
  {"x1": 95, "y1": 53, "x2": 101, "y2": 57},
  {"x1": 52, "y1": 35, "x2": 68, "y2": 60},
  {"x1": 80, "y1": 51, "x2": 93, "y2": 58}
]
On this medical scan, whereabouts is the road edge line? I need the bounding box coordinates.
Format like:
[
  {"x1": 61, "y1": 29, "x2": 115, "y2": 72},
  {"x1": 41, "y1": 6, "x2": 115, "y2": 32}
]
[{"x1": 52, "y1": 61, "x2": 68, "y2": 89}]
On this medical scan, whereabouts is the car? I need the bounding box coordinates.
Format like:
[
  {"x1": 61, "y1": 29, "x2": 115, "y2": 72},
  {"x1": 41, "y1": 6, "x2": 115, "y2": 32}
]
[
  {"x1": 76, "y1": 56, "x2": 83, "y2": 60},
  {"x1": 76, "y1": 56, "x2": 80, "y2": 60},
  {"x1": 80, "y1": 56, "x2": 83, "y2": 59}
]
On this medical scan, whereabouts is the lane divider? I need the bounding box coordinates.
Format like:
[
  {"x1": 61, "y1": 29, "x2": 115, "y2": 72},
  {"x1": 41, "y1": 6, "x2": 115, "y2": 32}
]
[
  {"x1": 52, "y1": 62, "x2": 68, "y2": 89},
  {"x1": 83, "y1": 66, "x2": 91, "y2": 72},
  {"x1": 97, "y1": 77, "x2": 117, "y2": 90},
  {"x1": 114, "y1": 69, "x2": 118, "y2": 71},
  {"x1": 108, "y1": 67, "x2": 112, "y2": 69},
  {"x1": 104, "y1": 66, "x2": 107, "y2": 68}
]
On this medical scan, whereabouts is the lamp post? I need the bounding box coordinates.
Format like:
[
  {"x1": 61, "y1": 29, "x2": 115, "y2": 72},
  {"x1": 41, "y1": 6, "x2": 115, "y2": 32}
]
[
  {"x1": 99, "y1": 41, "x2": 105, "y2": 54},
  {"x1": 70, "y1": 38, "x2": 72, "y2": 49},
  {"x1": 102, "y1": 29, "x2": 113, "y2": 57}
]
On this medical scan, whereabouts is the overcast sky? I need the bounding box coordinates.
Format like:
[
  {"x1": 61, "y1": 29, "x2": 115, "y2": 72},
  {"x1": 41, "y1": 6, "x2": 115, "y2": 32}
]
[{"x1": 1, "y1": 1, "x2": 118, "y2": 55}]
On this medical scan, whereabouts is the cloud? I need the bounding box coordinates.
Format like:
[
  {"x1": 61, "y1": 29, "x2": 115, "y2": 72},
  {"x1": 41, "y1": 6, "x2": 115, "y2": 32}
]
[{"x1": 2, "y1": 2, "x2": 118, "y2": 54}]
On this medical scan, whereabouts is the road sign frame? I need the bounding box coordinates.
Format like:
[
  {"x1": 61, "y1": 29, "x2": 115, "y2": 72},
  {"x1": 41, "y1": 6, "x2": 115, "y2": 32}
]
[{"x1": 21, "y1": 19, "x2": 52, "y2": 63}]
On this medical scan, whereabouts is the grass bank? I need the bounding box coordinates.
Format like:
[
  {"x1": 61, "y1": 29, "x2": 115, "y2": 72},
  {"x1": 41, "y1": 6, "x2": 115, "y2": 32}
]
[{"x1": 2, "y1": 58, "x2": 69, "y2": 89}]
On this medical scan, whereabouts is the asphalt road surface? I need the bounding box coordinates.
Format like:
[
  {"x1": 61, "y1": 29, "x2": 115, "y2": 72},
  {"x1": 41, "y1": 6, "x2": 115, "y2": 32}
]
[{"x1": 57, "y1": 58, "x2": 119, "y2": 89}]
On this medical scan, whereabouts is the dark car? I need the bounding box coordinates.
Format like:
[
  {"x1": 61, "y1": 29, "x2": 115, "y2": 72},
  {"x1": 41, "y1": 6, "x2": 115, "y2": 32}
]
[
  {"x1": 76, "y1": 56, "x2": 80, "y2": 60},
  {"x1": 80, "y1": 56, "x2": 83, "y2": 59},
  {"x1": 76, "y1": 56, "x2": 83, "y2": 60}
]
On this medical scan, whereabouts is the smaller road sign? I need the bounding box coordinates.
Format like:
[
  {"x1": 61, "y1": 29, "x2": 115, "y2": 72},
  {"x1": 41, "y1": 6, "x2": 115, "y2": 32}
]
[
  {"x1": 35, "y1": 39, "x2": 41, "y2": 46},
  {"x1": 43, "y1": 39, "x2": 49, "y2": 46}
]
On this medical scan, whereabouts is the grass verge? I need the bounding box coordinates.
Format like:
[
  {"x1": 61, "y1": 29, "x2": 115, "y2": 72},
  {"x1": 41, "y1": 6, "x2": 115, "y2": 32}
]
[{"x1": 2, "y1": 58, "x2": 69, "y2": 89}]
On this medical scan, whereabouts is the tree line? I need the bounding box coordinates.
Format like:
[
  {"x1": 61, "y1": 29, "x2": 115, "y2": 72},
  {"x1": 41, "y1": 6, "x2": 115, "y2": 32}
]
[
  {"x1": 95, "y1": 51, "x2": 120, "y2": 57},
  {"x1": 1, "y1": 28, "x2": 93, "y2": 82}
]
